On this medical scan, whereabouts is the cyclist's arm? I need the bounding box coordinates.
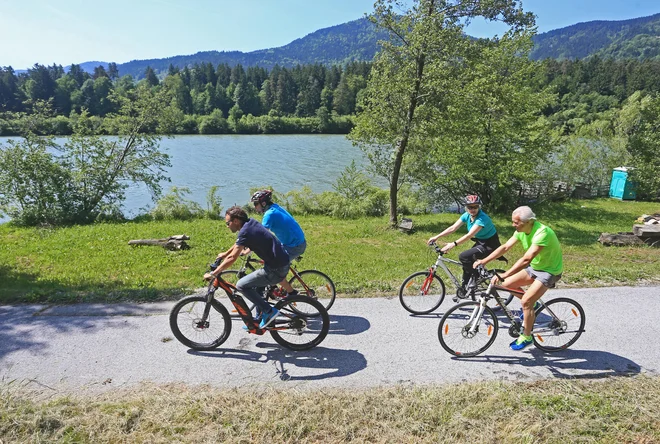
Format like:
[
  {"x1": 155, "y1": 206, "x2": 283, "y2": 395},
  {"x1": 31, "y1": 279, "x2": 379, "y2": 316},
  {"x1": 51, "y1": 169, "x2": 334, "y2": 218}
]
[
  {"x1": 209, "y1": 244, "x2": 243, "y2": 277},
  {"x1": 500, "y1": 244, "x2": 543, "y2": 280},
  {"x1": 440, "y1": 224, "x2": 482, "y2": 252},
  {"x1": 474, "y1": 235, "x2": 518, "y2": 267},
  {"x1": 216, "y1": 246, "x2": 234, "y2": 260},
  {"x1": 428, "y1": 219, "x2": 463, "y2": 244}
]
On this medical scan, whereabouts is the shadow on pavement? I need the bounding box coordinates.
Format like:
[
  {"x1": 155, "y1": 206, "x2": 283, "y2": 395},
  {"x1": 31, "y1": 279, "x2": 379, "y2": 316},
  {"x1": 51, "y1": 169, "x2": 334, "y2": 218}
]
[
  {"x1": 189, "y1": 344, "x2": 367, "y2": 381},
  {"x1": 0, "y1": 305, "x2": 137, "y2": 361},
  {"x1": 327, "y1": 315, "x2": 370, "y2": 335},
  {"x1": 453, "y1": 349, "x2": 642, "y2": 379}
]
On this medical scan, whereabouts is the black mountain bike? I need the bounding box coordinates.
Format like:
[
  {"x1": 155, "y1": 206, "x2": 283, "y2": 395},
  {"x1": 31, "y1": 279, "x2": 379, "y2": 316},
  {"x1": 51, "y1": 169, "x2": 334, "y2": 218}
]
[{"x1": 169, "y1": 259, "x2": 330, "y2": 351}]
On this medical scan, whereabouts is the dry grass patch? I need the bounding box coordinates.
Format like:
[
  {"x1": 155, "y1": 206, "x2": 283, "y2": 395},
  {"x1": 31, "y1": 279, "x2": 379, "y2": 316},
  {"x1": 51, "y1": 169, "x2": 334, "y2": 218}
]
[{"x1": 1, "y1": 376, "x2": 659, "y2": 443}]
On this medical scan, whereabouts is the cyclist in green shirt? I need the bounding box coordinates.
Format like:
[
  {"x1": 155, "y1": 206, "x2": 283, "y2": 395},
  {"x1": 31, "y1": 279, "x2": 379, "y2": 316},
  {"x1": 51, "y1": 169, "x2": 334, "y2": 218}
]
[{"x1": 474, "y1": 206, "x2": 563, "y2": 351}]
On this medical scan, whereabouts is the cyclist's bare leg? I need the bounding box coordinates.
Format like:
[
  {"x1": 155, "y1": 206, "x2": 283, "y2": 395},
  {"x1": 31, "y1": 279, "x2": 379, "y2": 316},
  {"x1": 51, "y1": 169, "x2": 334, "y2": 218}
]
[
  {"x1": 521, "y1": 280, "x2": 549, "y2": 335},
  {"x1": 500, "y1": 269, "x2": 534, "y2": 296}
]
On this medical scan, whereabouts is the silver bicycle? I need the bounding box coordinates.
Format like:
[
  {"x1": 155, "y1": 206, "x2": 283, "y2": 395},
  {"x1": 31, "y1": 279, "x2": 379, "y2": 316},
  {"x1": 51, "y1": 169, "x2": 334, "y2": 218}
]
[{"x1": 398, "y1": 242, "x2": 513, "y2": 315}]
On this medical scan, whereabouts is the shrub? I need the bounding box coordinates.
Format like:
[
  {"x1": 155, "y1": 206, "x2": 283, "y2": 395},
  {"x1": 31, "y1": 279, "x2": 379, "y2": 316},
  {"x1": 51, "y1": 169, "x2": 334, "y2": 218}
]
[{"x1": 151, "y1": 187, "x2": 204, "y2": 220}]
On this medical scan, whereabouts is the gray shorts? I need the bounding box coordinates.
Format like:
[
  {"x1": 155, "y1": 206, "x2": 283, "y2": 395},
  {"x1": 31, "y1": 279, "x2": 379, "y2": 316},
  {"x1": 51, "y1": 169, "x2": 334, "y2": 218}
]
[{"x1": 525, "y1": 267, "x2": 562, "y2": 288}]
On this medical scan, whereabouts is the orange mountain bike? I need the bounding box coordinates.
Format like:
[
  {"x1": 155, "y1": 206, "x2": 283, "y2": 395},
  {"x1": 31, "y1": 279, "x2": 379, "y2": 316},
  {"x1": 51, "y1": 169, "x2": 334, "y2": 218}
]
[{"x1": 169, "y1": 258, "x2": 330, "y2": 351}]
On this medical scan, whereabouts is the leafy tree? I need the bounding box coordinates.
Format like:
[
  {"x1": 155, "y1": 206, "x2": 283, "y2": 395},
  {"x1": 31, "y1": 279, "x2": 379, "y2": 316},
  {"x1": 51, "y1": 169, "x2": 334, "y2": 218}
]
[
  {"x1": 0, "y1": 67, "x2": 24, "y2": 112},
  {"x1": 233, "y1": 82, "x2": 261, "y2": 116},
  {"x1": 412, "y1": 32, "x2": 555, "y2": 211},
  {"x1": 275, "y1": 69, "x2": 297, "y2": 114},
  {"x1": 144, "y1": 66, "x2": 159, "y2": 87},
  {"x1": 349, "y1": 0, "x2": 535, "y2": 226},
  {"x1": 67, "y1": 64, "x2": 87, "y2": 87},
  {"x1": 93, "y1": 77, "x2": 114, "y2": 116},
  {"x1": 108, "y1": 62, "x2": 119, "y2": 80},
  {"x1": 93, "y1": 65, "x2": 108, "y2": 79},
  {"x1": 24, "y1": 64, "x2": 58, "y2": 103},
  {"x1": 162, "y1": 74, "x2": 192, "y2": 114},
  {"x1": 616, "y1": 92, "x2": 660, "y2": 198},
  {"x1": 0, "y1": 87, "x2": 172, "y2": 225}
]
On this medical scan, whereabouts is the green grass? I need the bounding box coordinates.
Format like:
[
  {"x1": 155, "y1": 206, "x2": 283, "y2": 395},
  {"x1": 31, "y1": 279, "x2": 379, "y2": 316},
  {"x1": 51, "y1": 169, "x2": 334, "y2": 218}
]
[
  {"x1": 1, "y1": 376, "x2": 659, "y2": 443},
  {"x1": 1, "y1": 198, "x2": 659, "y2": 303}
]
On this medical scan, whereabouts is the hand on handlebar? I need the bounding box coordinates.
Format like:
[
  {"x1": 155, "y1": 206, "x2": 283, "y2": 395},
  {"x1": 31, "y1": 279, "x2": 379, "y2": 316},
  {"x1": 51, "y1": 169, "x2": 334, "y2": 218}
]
[
  {"x1": 203, "y1": 272, "x2": 215, "y2": 281},
  {"x1": 440, "y1": 243, "x2": 454, "y2": 254},
  {"x1": 427, "y1": 237, "x2": 438, "y2": 245}
]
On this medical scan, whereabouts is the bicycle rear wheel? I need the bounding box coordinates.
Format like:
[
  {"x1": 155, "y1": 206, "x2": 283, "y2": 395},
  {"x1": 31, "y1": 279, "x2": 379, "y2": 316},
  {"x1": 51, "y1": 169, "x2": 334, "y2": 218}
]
[
  {"x1": 438, "y1": 301, "x2": 498, "y2": 357},
  {"x1": 289, "y1": 270, "x2": 336, "y2": 311},
  {"x1": 269, "y1": 296, "x2": 329, "y2": 351},
  {"x1": 169, "y1": 295, "x2": 232, "y2": 350},
  {"x1": 532, "y1": 297, "x2": 585, "y2": 352},
  {"x1": 399, "y1": 271, "x2": 446, "y2": 315}
]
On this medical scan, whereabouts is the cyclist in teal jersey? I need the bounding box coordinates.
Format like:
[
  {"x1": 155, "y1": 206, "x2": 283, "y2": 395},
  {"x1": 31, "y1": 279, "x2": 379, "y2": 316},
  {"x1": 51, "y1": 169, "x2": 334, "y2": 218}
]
[
  {"x1": 474, "y1": 206, "x2": 563, "y2": 351},
  {"x1": 427, "y1": 195, "x2": 501, "y2": 300}
]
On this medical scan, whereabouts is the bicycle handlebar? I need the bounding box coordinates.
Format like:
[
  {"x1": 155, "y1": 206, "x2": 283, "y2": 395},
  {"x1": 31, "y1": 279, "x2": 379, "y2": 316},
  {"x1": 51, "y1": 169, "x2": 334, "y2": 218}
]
[{"x1": 428, "y1": 241, "x2": 445, "y2": 255}]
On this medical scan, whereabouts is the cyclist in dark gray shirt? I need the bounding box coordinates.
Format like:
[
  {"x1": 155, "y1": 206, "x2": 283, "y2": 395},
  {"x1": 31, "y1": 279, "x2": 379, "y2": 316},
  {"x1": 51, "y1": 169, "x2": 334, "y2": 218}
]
[{"x1": 205, "y1": 206, "x2": 289, "y2": 328}]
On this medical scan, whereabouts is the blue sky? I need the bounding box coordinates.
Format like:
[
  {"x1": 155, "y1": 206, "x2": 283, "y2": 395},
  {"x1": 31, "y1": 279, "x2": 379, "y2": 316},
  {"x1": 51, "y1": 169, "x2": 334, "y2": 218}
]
[{"x1": 1, "y1": 0, "x2": 659, "y2": 70}]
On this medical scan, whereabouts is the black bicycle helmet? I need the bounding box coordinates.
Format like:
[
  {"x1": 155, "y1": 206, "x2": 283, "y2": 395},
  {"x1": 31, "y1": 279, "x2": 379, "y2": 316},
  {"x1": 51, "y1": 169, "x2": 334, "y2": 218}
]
[
  {"x1": 464, "y1": 195, "x2": 482, "y2": 206},
  {"x1": 250, "y1": 189, "x2": 273, "y2": 206}
]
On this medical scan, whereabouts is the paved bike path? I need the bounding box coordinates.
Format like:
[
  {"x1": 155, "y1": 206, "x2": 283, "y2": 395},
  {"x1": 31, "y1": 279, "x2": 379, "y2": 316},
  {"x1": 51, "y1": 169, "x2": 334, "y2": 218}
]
[{"x1": 1, "y1": 286, "x2": 659, "y2": 393}]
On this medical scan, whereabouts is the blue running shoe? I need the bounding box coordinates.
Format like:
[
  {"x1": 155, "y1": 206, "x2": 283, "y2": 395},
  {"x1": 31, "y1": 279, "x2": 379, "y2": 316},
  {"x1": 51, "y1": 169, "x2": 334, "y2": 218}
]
[
  {"x1": 510, "y1": 334, "x2": 533, "y2": 351},
  {"x1": 520, "y1": 301, "x2": 542, "y2": 321},
  {"x1": 259, "y1": 308, "x2": 280, "y2": 329}
]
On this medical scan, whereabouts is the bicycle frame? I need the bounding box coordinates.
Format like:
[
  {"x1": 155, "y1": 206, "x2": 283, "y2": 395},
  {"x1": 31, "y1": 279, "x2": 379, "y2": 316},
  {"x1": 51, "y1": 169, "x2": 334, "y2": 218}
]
[
  {"x1": 464, "y1": 272, "x2": 566, "y2": 337},
  {"x1": 208, "y1": 275, "x2": 288, "y2": 334},
  {"x1": 424, "y1": 245, "x2": 464, "y2": 292}
]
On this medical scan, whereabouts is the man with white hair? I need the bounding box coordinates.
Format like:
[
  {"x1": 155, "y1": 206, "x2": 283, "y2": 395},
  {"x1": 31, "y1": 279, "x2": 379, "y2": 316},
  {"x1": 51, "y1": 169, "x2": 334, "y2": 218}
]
[{"x1": 474, "y1": 206, "x2": 563, "y2": 351}]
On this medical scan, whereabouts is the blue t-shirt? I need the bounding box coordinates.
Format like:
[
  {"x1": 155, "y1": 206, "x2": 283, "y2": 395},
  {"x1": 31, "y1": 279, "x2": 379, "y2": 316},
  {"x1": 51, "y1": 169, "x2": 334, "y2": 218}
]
[
  {"x1": 262, "y1": 203, "x2": 306, "y2": 248},
  {"x1": 236, "y1": 218, "x2": 289, "y2": 268},
  {"x1": 459, "y1": 210, "x2": 497, "y2": 239}
]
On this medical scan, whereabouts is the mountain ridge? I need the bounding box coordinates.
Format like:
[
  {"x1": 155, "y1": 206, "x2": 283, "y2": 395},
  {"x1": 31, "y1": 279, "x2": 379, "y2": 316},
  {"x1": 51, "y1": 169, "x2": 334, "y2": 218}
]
[{"x1": 30, "y1": 12, "x2": 660, "y2": 79}]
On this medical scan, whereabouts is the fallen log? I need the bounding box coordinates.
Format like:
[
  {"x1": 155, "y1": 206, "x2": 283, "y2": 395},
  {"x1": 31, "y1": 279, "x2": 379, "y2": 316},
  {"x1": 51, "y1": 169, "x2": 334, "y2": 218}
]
[{"x1": 128, "y1": 235, "x2": 190, "y2": 251}]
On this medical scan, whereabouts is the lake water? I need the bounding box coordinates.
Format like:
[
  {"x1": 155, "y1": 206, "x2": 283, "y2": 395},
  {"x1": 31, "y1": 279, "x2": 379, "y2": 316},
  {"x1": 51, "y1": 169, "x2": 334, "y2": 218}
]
[{"x1": 0, "y1": 134, "x2": 378, "y2": 220}]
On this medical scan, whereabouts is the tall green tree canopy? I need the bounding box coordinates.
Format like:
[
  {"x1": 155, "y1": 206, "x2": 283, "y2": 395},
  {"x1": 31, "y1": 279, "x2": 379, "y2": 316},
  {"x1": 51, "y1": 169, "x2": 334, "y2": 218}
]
[{"x1": 349, "y1": 0, "x2": 538, "y2": 224}]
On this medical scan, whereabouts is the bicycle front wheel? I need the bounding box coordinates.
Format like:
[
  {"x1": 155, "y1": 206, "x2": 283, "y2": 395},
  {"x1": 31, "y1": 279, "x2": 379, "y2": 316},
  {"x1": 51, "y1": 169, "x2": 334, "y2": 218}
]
[
  {"x1": 399, "y1": 271, "x2": 446, "y2": 315},
  {"x1": 169, "y1": 295, "x2": 232, "y2": 350},
  {"x1": 532, "y1": 297, "x2": 585, "y2": 352},
  {"x1": 269, "y1": 296, "x2": 330, "y2": 351},
  {"x1": 289, "y1": 270, "x2": 336, "y2": 311},
  {"x1": 438, "y1": 301, "x2": 498, "y2": 357}
]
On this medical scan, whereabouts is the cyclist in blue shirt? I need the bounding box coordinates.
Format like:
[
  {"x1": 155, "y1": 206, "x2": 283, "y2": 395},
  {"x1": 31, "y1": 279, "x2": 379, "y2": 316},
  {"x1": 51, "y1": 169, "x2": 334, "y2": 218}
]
[
  {"x1": 427, "y1": 195, "x2": 501, "y2": 300},
  {"x1": 251, "y1": 190, "x2": 306, "y2": 297}
]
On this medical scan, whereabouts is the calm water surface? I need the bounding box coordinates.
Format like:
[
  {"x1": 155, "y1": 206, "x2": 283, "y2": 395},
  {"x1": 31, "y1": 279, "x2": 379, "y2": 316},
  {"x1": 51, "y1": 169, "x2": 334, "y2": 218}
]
[{"x1": 0, "y1": 134, "x2": 376, "y2": 219}]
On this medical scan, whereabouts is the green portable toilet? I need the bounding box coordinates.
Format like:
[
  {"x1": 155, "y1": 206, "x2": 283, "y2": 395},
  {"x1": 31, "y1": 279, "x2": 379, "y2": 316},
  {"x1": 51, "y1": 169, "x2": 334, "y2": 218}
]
[{"x1": 609, "y1": 167, "x2": 636, "y2": 200}]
